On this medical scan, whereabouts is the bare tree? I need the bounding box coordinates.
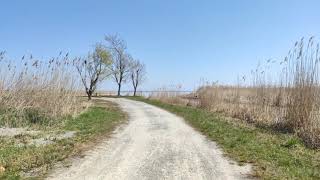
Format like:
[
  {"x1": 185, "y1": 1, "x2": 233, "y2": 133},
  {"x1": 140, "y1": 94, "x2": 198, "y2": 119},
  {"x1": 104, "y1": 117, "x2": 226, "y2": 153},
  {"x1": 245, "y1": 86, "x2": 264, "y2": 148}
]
[
  {"x1": 105, "y1": 34, "x2": 133, "y2": 96},
  {"x1": 0, "y1": 51, "x2": 5, "y2": 62},
  {"x1": 75, "y1": 44, "x2": 111, "y2": 100},
  {"x1": 131, "y1": 59, "x2": 146, "y2": 96}
]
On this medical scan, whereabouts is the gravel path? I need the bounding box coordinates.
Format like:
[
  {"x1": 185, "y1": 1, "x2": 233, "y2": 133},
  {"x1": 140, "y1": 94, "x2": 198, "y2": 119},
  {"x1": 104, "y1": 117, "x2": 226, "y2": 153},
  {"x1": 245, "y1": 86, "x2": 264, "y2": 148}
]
[{"x1": 47, "y1": 98, "x2": 251, "y2": 180}]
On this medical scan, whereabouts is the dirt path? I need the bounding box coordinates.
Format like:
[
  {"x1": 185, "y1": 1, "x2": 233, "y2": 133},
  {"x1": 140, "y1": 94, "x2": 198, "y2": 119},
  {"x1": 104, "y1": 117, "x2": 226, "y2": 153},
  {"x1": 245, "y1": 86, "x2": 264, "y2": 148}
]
[{"x1": 47, "y1": 98, "x2": 251, "y2": 180}]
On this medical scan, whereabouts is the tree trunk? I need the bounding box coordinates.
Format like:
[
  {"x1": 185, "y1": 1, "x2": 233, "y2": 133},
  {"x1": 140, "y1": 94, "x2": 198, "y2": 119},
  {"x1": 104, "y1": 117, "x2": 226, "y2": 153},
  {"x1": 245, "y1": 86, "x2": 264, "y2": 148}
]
[
  {"x1": 117, "y1": 83, "x2": 121, "y2": 96},
  {"x1": 133, "y1": 87, "x2": 137, "y2": 96},
  {"x1": 87, "y1": 91, "x2": 92, "y2": 100}
]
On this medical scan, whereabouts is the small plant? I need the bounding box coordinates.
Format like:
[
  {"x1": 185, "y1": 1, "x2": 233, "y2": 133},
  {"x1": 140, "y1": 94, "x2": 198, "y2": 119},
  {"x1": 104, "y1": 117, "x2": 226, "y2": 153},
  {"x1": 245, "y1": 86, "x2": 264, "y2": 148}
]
[
  {"x1": 24, "y1": 108, "x2": 44, "y2": 124},
  {"x1": 281, "y1": 137, "x2": 301, "y2": 148}
]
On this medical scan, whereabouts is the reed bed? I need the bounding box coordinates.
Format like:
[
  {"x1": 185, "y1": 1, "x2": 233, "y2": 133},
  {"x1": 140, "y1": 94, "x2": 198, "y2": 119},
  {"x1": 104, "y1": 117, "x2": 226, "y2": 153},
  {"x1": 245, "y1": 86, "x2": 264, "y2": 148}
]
[
  {"x1": 150, "y1": 37, "x2": 320, "y2": 148},
  {"x1": 197, "y1": 37, "x2": 320, "y2": 148},
  {"x1": 148, "y1": 85, "x2": 191, "y2": 105},
  {"x1": 0, "y1": 52, "x2": 81, "y2": 127}
]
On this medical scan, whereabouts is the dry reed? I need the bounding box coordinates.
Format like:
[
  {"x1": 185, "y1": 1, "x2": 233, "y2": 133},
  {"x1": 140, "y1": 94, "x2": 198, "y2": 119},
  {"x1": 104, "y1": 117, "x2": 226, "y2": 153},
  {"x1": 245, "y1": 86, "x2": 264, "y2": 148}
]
[
  {"x1": 0, "y1": 52, "x2": 81, "y2": 127},
  {"x1": 197, "y1": 37, "x2": 320, "y2": 148}
]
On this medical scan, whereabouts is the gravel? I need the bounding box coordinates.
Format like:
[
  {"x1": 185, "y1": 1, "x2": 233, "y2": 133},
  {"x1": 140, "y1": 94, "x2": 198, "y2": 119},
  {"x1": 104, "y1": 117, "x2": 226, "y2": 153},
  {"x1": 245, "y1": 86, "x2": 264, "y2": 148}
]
[{"x1": 47, "y1": 98, "x2": 251, "y2": 180}]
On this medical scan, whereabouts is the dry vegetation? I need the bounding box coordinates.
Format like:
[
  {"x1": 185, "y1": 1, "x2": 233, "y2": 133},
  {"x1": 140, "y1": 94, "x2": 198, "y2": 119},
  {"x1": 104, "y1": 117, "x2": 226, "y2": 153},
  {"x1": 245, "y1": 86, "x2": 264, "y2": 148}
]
[
  {"x1": 0, "y1": 51, "x2": 81, "y2": 127},
  {"x1": 151, "y1": 37, "x2": 320, "y2": 148},
  {"x1": 0, "y1": 49, "x2": 128, "y2": 178},
  {"x1": 148, "y1": 85, "x2": 192, "y2": 105},
  {"x1": 199, "y1": 37, "x2": 320, "y2": 148}
]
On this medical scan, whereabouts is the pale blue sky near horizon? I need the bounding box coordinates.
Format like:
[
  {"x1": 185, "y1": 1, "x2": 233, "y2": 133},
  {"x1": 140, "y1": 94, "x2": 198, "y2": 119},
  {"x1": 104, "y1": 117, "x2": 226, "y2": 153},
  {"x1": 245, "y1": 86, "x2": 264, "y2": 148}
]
[{"x1": 1, "y1": 0, "x2": 320, "y2": 91}]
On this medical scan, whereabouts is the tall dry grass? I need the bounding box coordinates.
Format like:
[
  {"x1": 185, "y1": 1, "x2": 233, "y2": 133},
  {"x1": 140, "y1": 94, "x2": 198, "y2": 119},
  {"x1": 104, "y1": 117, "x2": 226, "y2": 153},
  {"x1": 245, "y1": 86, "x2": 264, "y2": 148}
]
[
  {"x1": 0, "y1": 51, "x2": 81, "y2": 127},
  {"x1": 197, "y1": 37, "x2": 320, "y2": 148},
  {"x1": 148, "y1": 85, "x2": 192, "y2": 105}
]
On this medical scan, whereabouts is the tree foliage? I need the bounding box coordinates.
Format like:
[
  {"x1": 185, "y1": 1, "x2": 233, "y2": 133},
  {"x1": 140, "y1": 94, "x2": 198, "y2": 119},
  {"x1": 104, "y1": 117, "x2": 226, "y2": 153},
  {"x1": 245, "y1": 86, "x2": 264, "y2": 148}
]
[{"x1": 76, "y1": 44, "x2": 112, "y2": 100}]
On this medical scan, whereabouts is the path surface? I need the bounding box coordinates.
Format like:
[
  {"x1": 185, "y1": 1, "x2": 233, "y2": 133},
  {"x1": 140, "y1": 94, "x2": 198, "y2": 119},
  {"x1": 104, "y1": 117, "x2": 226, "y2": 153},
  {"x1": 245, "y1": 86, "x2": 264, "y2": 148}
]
[{"x1": 48, "y1": 98, "x2": 251, "y2": 180}]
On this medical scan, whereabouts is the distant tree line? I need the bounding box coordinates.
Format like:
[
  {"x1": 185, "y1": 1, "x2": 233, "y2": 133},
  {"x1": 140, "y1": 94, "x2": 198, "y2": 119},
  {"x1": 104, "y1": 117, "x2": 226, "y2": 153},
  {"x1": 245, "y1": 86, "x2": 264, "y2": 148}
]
[{"x1": 75, "y1": 34, "x2": 146, "y2": 100}]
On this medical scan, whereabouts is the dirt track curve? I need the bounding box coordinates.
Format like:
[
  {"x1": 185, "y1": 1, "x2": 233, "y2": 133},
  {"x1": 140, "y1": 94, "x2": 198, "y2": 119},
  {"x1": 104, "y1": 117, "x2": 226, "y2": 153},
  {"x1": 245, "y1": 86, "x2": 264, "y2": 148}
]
[{"x1": 47, "y1": 98, "x2": 251, "y2": 180}]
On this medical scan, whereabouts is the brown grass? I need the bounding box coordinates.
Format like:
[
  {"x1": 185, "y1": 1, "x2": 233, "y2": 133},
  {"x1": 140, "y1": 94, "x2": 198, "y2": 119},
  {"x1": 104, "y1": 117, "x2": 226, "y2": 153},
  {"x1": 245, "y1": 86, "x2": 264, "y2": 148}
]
[
  {"x1": 147, "y1": 85, "x2": 192, "y2": 106},
  {"x1": 0, "y1": 52, "x2": 82, "y2": 127},
  {"x1": 197, "y1": 37, "x2": 320, "y2": 148}
]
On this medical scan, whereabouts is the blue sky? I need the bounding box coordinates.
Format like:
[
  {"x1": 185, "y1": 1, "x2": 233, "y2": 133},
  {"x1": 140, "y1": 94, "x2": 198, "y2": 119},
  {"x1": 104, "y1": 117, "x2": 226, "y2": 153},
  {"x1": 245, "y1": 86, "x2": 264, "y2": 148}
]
[{"x1": 1, "y1": 0, "x2": 320, "y2": 91}]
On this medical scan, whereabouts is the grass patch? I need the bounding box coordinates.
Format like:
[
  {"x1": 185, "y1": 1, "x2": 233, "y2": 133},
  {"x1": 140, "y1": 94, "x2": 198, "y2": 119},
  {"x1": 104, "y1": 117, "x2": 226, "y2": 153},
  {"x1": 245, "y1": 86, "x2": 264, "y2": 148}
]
[
  {"x1": 129, "y1": 96, "x2": 320, "y2": 179},
  {"x1": 64, "y1": 99, "x2": 126, "y2": 143},
  {"x1": 0, "y1": 99, "x2": 126, "y2": 179}
]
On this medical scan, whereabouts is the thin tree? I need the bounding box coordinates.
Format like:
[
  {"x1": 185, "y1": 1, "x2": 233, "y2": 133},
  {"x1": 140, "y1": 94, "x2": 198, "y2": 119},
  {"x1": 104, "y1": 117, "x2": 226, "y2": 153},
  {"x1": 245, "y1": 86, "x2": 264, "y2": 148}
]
[
  {"x1": 131, "y1": 59, "x2": 146, "y2": 96},
  {"x1": 0, "y1": 51, "x2": 5, "y2": 59},
  {"x1": 75, "y1": 44, "x2": 112, "y2": 100},
  {"x1": 105, "y1": 34, "x2": 132, "y2": 96}
]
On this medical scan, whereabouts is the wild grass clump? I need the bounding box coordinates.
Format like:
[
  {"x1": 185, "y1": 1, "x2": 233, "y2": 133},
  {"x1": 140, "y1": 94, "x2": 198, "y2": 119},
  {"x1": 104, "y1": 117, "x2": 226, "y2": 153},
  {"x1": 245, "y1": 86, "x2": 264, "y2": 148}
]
[
  {"x1": 0, "y1": 52, "x2": 81, "y2": 127},
  {"x1": 284, "y1": 37, "x2": 320, "y2": 147},
  {"x1": 198, "y1": 37, "x2": 320, "y2": 148}
]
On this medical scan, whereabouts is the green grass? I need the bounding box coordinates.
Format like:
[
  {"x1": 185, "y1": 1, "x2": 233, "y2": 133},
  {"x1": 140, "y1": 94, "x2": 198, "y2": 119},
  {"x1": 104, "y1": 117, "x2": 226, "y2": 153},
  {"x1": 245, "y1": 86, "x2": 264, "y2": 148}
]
[
  {"x1": 129, "y1": 96, "x2": 320, "y2": 179},
  {"x1": 64, "y1": 101, "x2": 125, "y2": 143},
  {"x1": 0, "y1": 99, "x2": 126, "y2": 179}
]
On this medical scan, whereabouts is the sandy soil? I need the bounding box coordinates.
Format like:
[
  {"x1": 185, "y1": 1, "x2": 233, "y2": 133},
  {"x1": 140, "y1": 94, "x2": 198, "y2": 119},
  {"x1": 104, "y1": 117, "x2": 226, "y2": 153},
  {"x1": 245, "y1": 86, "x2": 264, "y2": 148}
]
[{"x1": 47, "y1": 98, "x2": 251, "y2": 180}]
